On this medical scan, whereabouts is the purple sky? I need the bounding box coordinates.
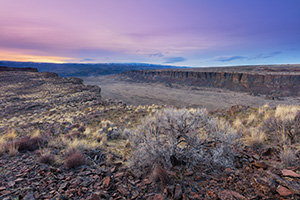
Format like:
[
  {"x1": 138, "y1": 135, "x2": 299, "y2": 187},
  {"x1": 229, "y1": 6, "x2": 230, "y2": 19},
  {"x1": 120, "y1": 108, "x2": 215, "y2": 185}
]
[{"x1": 1, "y1": 0, "x2": 300, "y2": 66}]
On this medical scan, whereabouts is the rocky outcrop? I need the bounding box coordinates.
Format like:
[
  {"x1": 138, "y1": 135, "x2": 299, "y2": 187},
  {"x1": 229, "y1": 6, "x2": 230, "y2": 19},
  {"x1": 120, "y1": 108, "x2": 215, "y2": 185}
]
[
  {"x1": 0, "y1": 69, "x2": 102, "y2": 118},
  {"x1": 0, "y1": 66, "x2": 38, "y2": 72},
  {"x1": 120, "y1": 69, "x2": 300, "y2": 96}
]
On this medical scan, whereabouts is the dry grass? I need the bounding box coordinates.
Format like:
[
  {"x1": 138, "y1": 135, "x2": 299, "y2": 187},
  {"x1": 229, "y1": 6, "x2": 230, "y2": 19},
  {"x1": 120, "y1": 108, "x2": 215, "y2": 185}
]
[
  {"x1": 280, "y1": 145, "x2": 296, "y2": 167},
  {"x1": 244, "y1": 128, "x2": 266, "y2": 150},
  {"x1": 232, "y1": 118, "x2": 244, "y2": 132},
  {"x1": 275, "y1": 105, "x2": 300, "y2": 121},
  {"x1": 31, "y1": 129, "x2": 41, "y2": 138},
  {"x1": 7, "y1": 142, "x2": 18, "y2": 156},
  {"x1": 0, "y1": 136, "x2": 6, "y2": 155},
  {"x1": 5, "y1": 129, "x2": 17, "y2": 141},
  {"x1": 62, "y1": 137, "x2": 102, "y2": 151},
  {"x1": 247, "y1": 113, "x2": 257, "y2": 125},
  {"x1": 258, "y1": 104, "x2": 269, "y2": 116}
]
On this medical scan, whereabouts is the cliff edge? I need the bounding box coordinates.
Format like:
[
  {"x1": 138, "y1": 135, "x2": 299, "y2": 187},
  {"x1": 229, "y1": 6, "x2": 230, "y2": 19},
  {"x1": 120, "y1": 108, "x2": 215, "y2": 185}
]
[{"x1": 118, "y1": 64, "x2": 300, "y2": 97}]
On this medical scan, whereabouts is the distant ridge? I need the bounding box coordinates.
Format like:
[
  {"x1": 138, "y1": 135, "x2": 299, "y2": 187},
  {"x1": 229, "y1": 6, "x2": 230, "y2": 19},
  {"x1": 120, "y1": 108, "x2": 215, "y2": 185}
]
[
  {"x1": 0, "y1": 61, "x2": 182, "y2": 77},
  {"x1": 0, "y1": 66, "x2": 38, "y2": 72}
]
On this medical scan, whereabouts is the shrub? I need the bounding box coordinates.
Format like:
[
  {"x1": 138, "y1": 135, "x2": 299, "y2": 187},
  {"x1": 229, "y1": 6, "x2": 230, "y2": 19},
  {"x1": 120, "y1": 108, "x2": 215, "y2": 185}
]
[
  {"x1": 129, "y1": 108, "x2": 239, "y2": 173},
  {"x1": 65, "y1": 149, "x2": 86, "y2": 168},
  {"x1": 39, "y1": 153, "x2": 55, "y2": 165},
  {"x1": 16, "y1": 136, "x2": 43, "y2": 152}
]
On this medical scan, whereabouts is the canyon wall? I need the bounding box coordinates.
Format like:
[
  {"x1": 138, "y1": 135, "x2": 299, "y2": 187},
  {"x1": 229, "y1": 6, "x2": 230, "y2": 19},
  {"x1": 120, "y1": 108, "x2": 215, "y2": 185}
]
[{"x1": 121, "y1": 70, "x2": 300, "y2": 96}]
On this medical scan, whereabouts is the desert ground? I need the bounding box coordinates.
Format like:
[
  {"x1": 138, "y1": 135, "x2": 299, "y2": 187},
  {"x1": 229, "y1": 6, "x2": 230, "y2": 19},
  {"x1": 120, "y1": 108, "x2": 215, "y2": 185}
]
[
  {"x1": 82, "y1": 75, "x2": 300, "y2": 110},
  {"x1": 1, "y1": 68, "x2": 300, "y2": 199}
]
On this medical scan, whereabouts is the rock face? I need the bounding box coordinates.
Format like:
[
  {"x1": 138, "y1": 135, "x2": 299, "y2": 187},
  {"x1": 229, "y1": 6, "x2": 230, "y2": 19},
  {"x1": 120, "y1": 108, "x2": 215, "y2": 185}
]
[{"x1": 120, "y1": 66, "x2": 300, "y2": 96}]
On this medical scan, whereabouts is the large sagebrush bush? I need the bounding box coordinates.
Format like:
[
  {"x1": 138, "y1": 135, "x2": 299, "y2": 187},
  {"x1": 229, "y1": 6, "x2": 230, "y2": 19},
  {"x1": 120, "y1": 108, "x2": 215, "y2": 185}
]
[{"x1": 129, "y1": 108, "x2": 239, "y2": 173}]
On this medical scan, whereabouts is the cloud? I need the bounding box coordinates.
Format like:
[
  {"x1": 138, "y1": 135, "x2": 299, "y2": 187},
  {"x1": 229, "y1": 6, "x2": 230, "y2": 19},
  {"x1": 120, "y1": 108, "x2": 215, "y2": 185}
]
[
  {"x1": 216, "y1": 56, "x2": 247, "y2": 62},
  {"x1": 249, "y1": 51, "x2": 282, "y2": 60},
  {"x1": 80, "y1": 58, "x2": 96, "y2": 62},
  {"x1": 215, "y1": 51, "x2": 282, "y2": 62},
  {"x1": 163, "y1": 56, "x2": 187, "y2": 63},
  {"x1": 149, "y1": 53, "x2": 164, "y2": 57}
]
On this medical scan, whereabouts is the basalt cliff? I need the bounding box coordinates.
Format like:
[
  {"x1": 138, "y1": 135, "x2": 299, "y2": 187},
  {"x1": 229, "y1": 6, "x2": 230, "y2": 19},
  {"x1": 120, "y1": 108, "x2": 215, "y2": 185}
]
[{"x1": 119, "y1": 64, "x2": 300, "y2": 97}]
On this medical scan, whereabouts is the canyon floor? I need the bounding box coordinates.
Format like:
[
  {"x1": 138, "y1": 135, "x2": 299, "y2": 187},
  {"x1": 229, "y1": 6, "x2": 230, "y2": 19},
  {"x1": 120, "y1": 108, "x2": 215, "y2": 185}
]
[{"x1": 82, "y1": 75, "x2": 300, "y2": 110}]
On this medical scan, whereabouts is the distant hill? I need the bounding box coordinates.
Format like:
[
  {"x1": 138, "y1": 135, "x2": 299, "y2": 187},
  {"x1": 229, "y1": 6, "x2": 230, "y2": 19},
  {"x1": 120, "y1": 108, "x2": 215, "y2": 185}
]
[{"x1": 0, "y1": 61, "x2": 183, "y2": 77}]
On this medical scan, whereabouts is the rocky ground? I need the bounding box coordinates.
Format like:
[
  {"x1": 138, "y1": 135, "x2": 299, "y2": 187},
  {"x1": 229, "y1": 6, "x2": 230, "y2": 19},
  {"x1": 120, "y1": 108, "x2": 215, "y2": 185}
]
[{"x1": 0, "y1": 68, "x2": 299, "y2": 199}]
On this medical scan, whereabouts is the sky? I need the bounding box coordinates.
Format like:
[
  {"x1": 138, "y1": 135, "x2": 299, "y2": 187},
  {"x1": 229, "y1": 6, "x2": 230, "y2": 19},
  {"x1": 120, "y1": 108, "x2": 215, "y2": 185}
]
[{"x1": 0, "y1": 0, "x2": 300, "y2": 67}]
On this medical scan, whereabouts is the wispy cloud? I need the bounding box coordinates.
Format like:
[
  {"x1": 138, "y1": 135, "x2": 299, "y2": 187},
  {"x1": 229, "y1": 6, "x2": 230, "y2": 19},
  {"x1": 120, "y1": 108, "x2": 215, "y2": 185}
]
[
  {"x1": 215, "y1": 56, "x2": 247, "y2": 62},
  {"x1": 80, "y1": 58, "x2": 95, "y2": 62},
  {"x1": 149, "y1": 53, "x2": 164, "y2": 57},
  {"x1": 249, "y1": 51, "x2": 282, "y2": 60},
  {"x1": 215, "y1": 51, "x2": 282, "y2": 62},
  {"x1": 163, "y1": 56, "x2": 187, "y2": 63}
]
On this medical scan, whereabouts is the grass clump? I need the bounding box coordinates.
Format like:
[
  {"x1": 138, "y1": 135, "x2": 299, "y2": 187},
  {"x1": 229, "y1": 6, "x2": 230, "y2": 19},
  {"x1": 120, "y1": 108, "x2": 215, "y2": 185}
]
[
  {"x1": 280, "y1": 145, "x2": 296, "y2": 167},
  {"x1": 262, "y1": 109, "x2": 300, "y2": 144},
  {"x1": 16, "y1": 136, "x2": 43, "y2": 152},
  {"x1": 39, "y1": 153, "x2": 55, "y2": 165},
  {"x1": 5, "y1": 129, "x2": 17, "y2": 141},
  {"x1": 7, "y1": 142, "x2": 18, "y2": 156},
  {"x1": 243, "y1": 128, "x2": 266, "y2": 151},
  {"x1": 64, "y1": 149, "x2": 86, "y2": 169}
]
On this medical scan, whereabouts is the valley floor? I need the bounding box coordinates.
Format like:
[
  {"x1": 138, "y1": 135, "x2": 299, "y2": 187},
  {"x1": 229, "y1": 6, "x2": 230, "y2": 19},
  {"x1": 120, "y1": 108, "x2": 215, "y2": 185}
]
[{"x1": 82, "y1": 75, "x2": 300, "y2": 110}]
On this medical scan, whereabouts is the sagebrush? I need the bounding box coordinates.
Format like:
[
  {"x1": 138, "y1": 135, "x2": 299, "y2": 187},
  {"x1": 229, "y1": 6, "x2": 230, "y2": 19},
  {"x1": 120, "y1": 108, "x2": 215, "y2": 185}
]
[{"x1": 129, "y1": 108, "x2": 239, "y2": 173}]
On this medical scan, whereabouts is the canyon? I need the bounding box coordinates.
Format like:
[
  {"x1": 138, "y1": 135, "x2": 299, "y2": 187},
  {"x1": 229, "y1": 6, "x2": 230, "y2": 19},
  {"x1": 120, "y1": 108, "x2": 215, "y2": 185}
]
[{"x1": 117, "y1": 64, "x2": 300, "y2": 97}]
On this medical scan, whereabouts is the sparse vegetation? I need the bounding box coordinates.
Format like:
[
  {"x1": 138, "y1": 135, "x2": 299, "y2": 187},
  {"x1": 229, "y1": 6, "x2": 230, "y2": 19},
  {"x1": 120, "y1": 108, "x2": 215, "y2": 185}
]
[
  {"x1": 7, "y1": 141, "x2": 18, "y2": 156},
  {"x1": 280, "y1": 145, "x2": 297, "y2": 167},
  {"x1": 243, "y1": 128, "x2": 266, "y2": 151},
  {"x1": 39, "y1": 153, "x2": 55, "y2": 165},
  {"x1": 16, "y1": 136, "x2": 43, "y2": 152},
  {"x1": 64, "y1": 149, "x2": 87, "y2": 169},
  {"x1": 5, "y1": 129, "x2": 17, "y2": 141},
  {"x1": 1, "y1": 68, "x2": 300, "y2": 199}
]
